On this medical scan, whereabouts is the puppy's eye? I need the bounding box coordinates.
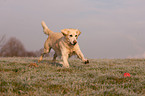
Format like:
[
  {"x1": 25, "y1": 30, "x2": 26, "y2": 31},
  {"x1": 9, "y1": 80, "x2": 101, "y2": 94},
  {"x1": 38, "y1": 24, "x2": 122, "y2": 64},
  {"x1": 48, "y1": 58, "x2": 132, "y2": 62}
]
[
  {"x1": 70, "y1": 35, "x2": 73, "y2": 37},
  {"x1": 75, "y1": 35, "x2": 77, "y2": 37}
]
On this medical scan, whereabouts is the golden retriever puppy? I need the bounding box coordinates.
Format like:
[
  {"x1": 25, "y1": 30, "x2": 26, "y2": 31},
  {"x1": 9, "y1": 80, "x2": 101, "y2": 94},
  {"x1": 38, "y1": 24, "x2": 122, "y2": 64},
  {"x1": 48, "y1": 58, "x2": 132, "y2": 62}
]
[{"x1": 38, "y1": 21, "x2": 89, "y2": 68}]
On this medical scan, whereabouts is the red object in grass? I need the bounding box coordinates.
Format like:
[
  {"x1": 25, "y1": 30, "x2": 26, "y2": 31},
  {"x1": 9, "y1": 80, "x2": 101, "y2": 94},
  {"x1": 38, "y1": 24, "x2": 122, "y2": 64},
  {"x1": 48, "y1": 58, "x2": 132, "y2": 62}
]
[{"x1": 123, "y1": 73, "x2": 131, "y2": 77}]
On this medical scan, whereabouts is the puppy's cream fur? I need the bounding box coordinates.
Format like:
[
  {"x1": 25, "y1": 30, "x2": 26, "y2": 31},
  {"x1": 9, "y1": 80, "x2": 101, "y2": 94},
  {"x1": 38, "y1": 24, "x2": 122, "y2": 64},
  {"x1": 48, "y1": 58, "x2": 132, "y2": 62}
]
[{"x1": 38, "y1": 21, "x2": 89, "y2": 68}]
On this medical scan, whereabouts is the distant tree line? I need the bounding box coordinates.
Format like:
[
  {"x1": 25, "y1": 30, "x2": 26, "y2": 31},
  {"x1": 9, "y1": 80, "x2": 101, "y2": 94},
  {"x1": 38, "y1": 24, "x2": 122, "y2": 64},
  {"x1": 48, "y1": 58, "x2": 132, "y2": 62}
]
[
  {"x1": 0, "y1": 36, "x2": 54, "y2": 57},
  {"x1": 0, "y1": 37, "x2": 35, "y2": 57}
]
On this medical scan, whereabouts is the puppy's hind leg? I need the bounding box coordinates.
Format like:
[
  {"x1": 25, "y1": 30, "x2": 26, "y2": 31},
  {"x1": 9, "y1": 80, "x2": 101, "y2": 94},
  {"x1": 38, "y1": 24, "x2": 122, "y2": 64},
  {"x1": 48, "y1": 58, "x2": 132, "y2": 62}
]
[
  {"x1": 53, "y1": 53, "x2": 57, "y2": 61},
  {"x1": 38, "y1": 47, "x2": 51, "y2": 62},
  {"x1": 38, "y1": 39, "x2": 51, "y2": 62}
]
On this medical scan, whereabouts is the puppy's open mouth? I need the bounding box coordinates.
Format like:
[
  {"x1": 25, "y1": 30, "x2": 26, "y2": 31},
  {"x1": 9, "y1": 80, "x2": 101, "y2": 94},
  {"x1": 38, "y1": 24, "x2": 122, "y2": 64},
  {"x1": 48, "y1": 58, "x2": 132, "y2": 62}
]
[
  {"x1": 69, "y1": 40, "x2": 77, "y2": 45},
  {"x1": 70, "y1": 42, "x2": 77, "y2": 45}
]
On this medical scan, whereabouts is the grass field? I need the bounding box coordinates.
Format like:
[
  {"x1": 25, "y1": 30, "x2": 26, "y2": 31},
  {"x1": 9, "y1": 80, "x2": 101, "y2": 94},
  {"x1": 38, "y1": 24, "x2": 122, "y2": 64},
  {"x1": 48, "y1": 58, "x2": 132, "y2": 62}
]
[{"x1": 0, "y1": 57, "x2": 145, "y2": 96}]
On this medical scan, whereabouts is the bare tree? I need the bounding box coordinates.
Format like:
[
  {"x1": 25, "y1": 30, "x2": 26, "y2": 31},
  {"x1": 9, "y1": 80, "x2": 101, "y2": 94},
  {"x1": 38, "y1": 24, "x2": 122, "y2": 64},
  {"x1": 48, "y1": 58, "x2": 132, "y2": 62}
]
[
  {"x1": 0, "y1": 37, "x2": 37, "y2": 57},
  {"x1": 0, "y1": 37, "x2": 27, "y2": 57}
]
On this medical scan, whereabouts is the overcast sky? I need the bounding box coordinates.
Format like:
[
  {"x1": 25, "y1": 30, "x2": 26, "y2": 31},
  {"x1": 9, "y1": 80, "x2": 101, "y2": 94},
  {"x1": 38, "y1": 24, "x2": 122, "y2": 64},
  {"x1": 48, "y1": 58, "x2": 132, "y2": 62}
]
[{"x1": 0, "y1": 0, "x2": 145, "y2": 58}]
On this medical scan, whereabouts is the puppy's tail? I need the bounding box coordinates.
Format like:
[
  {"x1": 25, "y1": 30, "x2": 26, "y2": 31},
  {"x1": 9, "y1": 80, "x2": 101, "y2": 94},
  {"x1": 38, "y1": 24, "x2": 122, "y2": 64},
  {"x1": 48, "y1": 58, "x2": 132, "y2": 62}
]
[{"x1": 41, "y1": 21, "x2": 53, "y2": 35}]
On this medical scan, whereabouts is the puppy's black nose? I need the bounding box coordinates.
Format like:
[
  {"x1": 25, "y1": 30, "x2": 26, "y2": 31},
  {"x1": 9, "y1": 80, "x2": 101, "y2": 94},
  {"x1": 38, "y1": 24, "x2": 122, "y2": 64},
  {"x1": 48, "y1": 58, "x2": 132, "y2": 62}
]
[{"x1": 73, "y1": 40, "x2": 77, "y2": 45}]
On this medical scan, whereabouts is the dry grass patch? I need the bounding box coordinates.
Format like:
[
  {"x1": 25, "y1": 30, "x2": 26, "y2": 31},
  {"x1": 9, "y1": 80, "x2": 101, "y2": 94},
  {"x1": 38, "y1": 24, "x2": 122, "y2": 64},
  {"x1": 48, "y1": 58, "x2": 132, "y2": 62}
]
[{"x1": 0, "y1": 57, "x2": 145, "y2": 96}]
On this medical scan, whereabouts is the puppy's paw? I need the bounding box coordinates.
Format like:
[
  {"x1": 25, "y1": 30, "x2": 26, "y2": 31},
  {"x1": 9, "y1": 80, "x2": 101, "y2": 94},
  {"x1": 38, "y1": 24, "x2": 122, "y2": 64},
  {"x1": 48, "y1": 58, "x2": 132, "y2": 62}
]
[
  {"x1": 84, "y1": 59, "x2": 89, "y2": 64},
  {"x1": 63, "y1": 64, "x2": 70, "y2": 68}
]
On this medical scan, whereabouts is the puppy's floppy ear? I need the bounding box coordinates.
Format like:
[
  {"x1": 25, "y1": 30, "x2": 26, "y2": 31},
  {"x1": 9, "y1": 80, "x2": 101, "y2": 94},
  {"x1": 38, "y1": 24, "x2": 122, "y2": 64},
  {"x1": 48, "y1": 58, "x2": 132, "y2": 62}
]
[
  {"x1": 77, "y1": 30, "x2": 81, "y2": 36},
  {"x1": 61, "y1": 29, "x2": 68, "y2": 36}
]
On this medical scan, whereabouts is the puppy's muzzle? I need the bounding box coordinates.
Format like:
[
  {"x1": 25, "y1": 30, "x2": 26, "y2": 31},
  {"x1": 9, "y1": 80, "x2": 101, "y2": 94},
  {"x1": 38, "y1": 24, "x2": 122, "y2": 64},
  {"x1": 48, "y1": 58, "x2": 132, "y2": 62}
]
[
  {"x1": 73, "y1": 40, "x2": 77, "y2": 45},
  {"x1": 70, "y1": 40, "x2": 77, "y2": 45}
]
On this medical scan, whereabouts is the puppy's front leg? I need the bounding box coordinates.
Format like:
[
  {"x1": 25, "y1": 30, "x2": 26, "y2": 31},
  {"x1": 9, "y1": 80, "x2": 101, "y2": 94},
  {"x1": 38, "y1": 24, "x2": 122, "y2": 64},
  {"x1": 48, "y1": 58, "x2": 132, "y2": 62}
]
[
  {"x1": 75, "y1": 48, "x2": 89, "y2": 64},
  {"x1": 61, "y1": 51, "x2": 69, "y2": 68}
]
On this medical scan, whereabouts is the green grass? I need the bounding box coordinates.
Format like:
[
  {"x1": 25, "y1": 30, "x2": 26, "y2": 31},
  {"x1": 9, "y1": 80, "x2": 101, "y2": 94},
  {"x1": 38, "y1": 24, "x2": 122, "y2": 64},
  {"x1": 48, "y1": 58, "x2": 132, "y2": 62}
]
[{"x1": 0, "y1": 57, "x2": 145, "y2": 96}]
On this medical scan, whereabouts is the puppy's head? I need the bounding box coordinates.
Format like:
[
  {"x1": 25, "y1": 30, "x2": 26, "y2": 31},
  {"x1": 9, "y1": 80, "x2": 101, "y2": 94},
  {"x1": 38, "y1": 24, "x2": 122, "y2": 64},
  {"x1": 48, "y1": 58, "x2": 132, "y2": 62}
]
[{"x1": 61, "y1": 29, "x2": 81, "y2": 45}]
